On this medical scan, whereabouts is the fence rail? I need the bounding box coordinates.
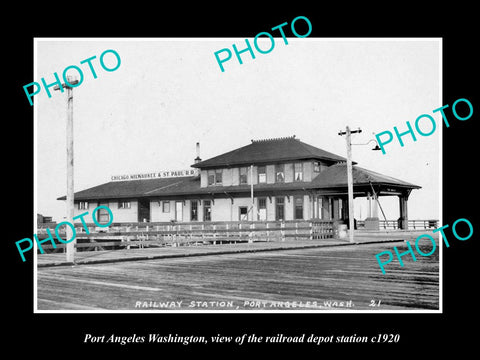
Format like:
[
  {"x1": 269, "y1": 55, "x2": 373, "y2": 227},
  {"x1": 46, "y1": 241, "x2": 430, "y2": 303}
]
[
  {"x1": 381, "y1": 219, "x2": 438, "y2": 230},
  {"x1": 356, "y1": 219, "x2": 439, "y2": 230},
  {"x1": 36, "y1": 219, "x2": 335, "y2": 252}
]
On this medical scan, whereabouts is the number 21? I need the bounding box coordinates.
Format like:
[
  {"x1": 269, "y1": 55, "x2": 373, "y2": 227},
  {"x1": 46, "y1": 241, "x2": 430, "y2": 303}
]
[{"x1": 369, "y1": 300, "x2": 381, "y2": 307}]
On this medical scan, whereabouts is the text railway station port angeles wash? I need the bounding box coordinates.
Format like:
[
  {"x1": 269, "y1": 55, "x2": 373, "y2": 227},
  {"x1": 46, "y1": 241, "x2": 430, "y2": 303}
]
[{"x1": 57, "y1": 136, "x2": 420, "y2": 231}]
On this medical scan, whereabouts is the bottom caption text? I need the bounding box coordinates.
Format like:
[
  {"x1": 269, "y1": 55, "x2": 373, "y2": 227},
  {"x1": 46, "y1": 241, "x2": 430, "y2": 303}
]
[{"x1": 84, "y1": 333, "x2": 400, "y2": 346}]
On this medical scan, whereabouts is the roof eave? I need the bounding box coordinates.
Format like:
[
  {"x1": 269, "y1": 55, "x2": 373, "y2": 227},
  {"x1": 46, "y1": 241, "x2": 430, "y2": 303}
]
[
  {"x1": 308, "y1": 182, "x2": 421, "y2": 190},
  {"x1": 192, "y1": 157, "x2": 349, "y2": 169}
]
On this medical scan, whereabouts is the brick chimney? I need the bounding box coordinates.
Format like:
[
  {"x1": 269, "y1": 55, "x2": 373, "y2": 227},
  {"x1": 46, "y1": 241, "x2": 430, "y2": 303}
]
[{"x1": 194, "y1": 142, "x2": 202, "y2": 163}]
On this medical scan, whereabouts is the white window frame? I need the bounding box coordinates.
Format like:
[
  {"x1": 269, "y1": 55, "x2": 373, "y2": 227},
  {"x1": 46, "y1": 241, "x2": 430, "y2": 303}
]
[
  {"x1": 239, "y1": 167, "x2": 248, "y2": 184},
  {"x1": 162, "y1": 201, "x2": 170, "y2": 213},
  {"x1": 257, "y1": 197, "x2": 267, "y2": 221},
  {"x1": 207, "y1": 170, "x2": 215, "y2": 186},
  {"x1": 294, "y1": 196, "x2": 304, "y2": 220},
  {"x1": 215, "y1": 169, "x2": 223, "y2": 185},
  {"x1": 257, "y1": 165, "x2": 266, "y2": 183},
  {"x1": 190, "y1": 200, "x2": 198, "y2": 221},
  {"x1": 118, "y1": 201, "x2": 131, "y2": 209},
  {"x1": 294, "y1": 163, "x2": 303, "y2": 181},
  {"x1": 275, "y1": 164, "x2": 285, "y2": 183},
  {"x1": 78, "y1": 201, "x2": 88, "y2": 210}
]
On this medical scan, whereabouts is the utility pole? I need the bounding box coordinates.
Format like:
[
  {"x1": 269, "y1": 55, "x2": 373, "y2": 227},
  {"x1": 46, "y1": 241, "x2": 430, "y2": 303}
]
[
  {"x1": 250, "y1": 164, "x2": 254, "y2": 220},
  {"x1": 54, "y1": 76, "x2": 79, "y2": 263},
  {"x1": 338, "y1": 126, "x2": 362, "y2": 243}
]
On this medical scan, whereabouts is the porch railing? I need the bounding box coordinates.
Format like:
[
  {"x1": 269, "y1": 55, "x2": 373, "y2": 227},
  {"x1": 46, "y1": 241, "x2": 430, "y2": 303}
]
[{"x1": 36, "y1": 219, "x2": 335, "y2": 252}]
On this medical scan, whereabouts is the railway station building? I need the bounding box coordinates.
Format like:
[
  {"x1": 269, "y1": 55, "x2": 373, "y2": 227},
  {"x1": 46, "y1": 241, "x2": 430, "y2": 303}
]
[{"x1": 59, "y1": 136, "x2": 420, "y2": 229}]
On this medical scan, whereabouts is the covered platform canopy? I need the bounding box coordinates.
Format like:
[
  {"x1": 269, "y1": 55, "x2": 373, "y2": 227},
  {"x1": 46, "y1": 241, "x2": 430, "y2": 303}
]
[{"x1": 306, "y1": 163, "x2": 421, "y2": 229}]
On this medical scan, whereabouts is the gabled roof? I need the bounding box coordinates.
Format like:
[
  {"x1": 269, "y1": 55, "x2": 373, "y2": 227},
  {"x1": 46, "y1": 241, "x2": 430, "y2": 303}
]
[
  {"x1": 57, "y1": 177, "x2": 199, "y2": 201},
  {"x1": 192, "y1": 136, "x2": 348, "y2": 169},
  {"x1": 310, "y1": 163, "x2": 421, "y2": 189}
]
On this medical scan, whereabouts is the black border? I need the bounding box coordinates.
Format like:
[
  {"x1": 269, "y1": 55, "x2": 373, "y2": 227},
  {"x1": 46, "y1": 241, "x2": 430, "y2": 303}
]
[{"x1": 7, "y1": 5, "x2": 479, "y2": 355}]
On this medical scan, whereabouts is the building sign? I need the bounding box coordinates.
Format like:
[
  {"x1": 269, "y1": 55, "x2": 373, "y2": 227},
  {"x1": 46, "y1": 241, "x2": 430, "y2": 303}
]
[
  {"x1": 384, "y1": 187, "x2": 399, "y2": 193},
  {"x1": 111, "y1": 169, "x2": 199, "y2": 181}
]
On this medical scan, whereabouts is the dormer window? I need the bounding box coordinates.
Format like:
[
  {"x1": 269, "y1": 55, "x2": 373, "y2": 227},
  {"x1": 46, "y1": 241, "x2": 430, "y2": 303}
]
[
  {"x1": 258, "y1": 166, "x2": 266, "y2": 183},
  {"x1": 207, "y1": 169, "x2": 223, "y2": 185},
  {"x1": 275, "y1": 164, "x2": 284, "y2": 183},
  {"x1": 239, "y1": 167, "x2": 248, "y2": 184},
  {"x1": 215, "y1": 169, "x2": 222, "y2": 185},
  {"x1": 208, "y1": 170, "x2": 215, "y2": 185},
  {"x1": 294, "y1": 163, "x2": 303, "y2": 181}
]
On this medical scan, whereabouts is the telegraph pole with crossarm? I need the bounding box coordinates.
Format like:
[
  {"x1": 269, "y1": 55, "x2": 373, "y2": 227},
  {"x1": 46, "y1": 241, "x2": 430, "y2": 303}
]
[{"x1": 338, "y1": 126, "x2": 362, "y2": 243}]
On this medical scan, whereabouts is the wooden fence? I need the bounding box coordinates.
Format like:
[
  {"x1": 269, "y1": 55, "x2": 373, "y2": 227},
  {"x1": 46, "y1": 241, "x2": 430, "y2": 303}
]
[
  {"x1": 36, "y1": 219, "x2": 335, "y2": 252},
  {"x1": 356, "y1": 219, "x2": 438, "y2": 230},
  {"x1": 381, "y1": 219, "x2": 438, "y2": 230}
]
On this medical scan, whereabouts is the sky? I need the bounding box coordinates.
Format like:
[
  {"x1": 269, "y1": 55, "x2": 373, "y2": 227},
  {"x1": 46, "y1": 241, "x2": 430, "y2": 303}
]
[{"x1": 35, "y1": 38, "x2": 441, "y2": 222}]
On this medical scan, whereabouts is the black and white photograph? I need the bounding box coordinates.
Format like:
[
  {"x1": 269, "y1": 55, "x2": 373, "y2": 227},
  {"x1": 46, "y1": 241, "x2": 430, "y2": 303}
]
[
  {"x1": 32, "y1": 37, "x2": 442, "y2": 313},
  {"x1": 7, "y1": 6, "x2": 478, "y2": 354}
]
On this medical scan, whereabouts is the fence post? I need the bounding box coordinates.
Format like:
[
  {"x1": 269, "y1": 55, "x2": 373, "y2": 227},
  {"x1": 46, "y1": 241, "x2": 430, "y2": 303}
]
[
  {"x1": 249, "y1": 222, "x2": 254, "y2": 243},
  {"x1": 190, "y1": 224, "x2": 193, "y2": 245},
  {"x1": 176, "y1": 224, "x2": 179, "y2": 247}
]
